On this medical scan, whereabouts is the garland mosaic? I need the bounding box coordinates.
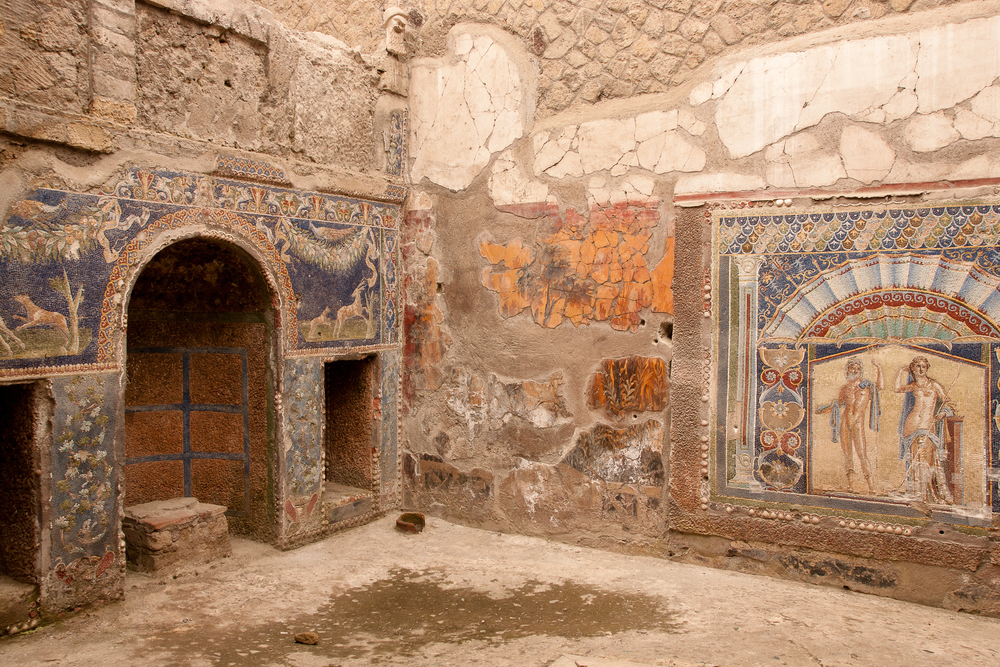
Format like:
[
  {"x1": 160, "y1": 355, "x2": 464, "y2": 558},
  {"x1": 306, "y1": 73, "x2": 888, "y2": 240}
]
[
  {"x1": 0, "y1": 168, "x2": 401, "y2": 380},
  {"x1": 713, "y1": 201, "x2": 1000, "y2": 528}
]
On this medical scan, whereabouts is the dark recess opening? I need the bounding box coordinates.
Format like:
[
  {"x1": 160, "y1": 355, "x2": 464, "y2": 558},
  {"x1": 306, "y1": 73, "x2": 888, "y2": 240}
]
[
  {"x1": 324, "y1": 356, "x2": 376, "y2": 495},
  {"x1": 0, "y1": 383, "x2": 40, "y2": 585}
]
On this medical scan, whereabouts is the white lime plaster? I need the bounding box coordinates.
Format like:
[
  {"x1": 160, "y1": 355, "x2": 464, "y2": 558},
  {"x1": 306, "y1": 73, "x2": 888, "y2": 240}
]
[
  {"x1": 410, "y1": 26, "x2": 534, "y2": 191},
  {"x1": 489, "y1": 151, "x2": 549, "y2": 207}
]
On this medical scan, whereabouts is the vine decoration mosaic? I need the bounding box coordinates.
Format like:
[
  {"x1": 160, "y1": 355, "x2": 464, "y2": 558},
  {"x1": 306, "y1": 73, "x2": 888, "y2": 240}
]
[
  {"x1": 713, "y1": 201, "x2": 1000, "y2": 526},
  {"x1": 0, "y1": 168, "x2": 401, "y2": 379}
]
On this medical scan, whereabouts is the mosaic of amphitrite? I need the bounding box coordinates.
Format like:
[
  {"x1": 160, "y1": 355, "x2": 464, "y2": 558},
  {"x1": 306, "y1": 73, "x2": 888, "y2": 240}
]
[
  {"x1": 714, "y1": 204, "x2": 1000, "y2": 526},
  {"x1": 0, "y1": 167, "x2": 399, "y2": 377}
]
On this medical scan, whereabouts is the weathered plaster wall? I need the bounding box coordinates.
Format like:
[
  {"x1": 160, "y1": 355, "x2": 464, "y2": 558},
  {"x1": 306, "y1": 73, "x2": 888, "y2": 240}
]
[{"x1": 401, "y1": 0, "x2": 1000, "y2": 615}]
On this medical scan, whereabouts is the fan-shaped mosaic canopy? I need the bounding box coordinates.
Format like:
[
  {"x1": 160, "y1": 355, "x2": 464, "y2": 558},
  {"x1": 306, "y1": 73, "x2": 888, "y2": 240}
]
[{"x1": 762, "y1": 254, "x2": 1000, "y2": 345}]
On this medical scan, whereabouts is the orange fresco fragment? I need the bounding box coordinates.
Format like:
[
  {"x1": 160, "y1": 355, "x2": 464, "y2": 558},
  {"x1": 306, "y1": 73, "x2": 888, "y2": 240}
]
[
  {"x1": 650, "y1": 237, "x2": 674, "y2": 314},
  {"x1": 479, "y1": 240, "x2": 507, "y2": 264},
  {"x1": 480, "y1": 200, "x2": 665, "y2": 332},
  {"x1": 503, "y1": 238, "x2": 533, "y2": 269}
]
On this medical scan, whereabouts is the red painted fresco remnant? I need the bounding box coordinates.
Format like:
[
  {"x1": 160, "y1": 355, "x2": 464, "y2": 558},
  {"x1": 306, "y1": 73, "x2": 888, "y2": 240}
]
[
  {"x1": 402, "y1": 206, "x2": 451, "y2": 409},
  {"x1": 480, "y1": 200, "x2": 673, "y2": 332},
  {"x1": 587, "y1": 356, "x2": 668, "y2": 419}
]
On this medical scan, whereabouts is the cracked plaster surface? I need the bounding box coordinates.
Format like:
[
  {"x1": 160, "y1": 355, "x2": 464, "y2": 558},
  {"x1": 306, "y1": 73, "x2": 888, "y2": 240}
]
[
  {"x1": 489, "y1": 150, "x2": 550, "y2": 208},
  {"x1": 522, "y1": 12, "x2": 1000, "y2": 196},
  {"x1": 410, "y1": 28, "x2": 530, "y2": 191},
  {"x1": 533, "y1": 111, "x2": 705, "y2": 180},
  {"x1": 705, "y1": 15, "x2": 1000, "y2": 159}
]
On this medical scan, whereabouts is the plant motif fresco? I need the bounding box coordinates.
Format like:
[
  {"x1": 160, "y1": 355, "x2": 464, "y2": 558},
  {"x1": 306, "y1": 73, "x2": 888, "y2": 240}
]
[
  {"x1": 0, "y1": 168, "x2": 400, "y2": 379},
  {"x1": 480, "y1": 200, "x2": 673, "y2": 332},
  {"x1": 714, "y1": 203, "x2": 1000, "y2": 526},
  {"x1": 587, "y1": 356, "x2": 668, "y2": 420}
]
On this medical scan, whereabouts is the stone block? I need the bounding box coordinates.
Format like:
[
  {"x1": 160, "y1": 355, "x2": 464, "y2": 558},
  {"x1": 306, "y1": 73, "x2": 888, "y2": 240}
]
[
  {"x1": 91, "y1": 71, "x2": 137, "y2": 102},
  {"x1": 90, "y1": 96, "x2": 138, "y2": 124},
  {"x1": 90, "y1": 5, "x2": 137, "y2": 40},
  {"x1": 93, "y1": 0, "x2": 138, "y2": 15},
  {"x1": 123, "y1": 497, "x2": 231, "y2": 572}
]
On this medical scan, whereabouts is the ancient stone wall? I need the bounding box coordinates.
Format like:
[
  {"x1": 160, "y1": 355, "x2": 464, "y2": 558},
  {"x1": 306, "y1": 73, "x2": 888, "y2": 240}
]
[
  {"x1": 256, "y1": 0, "x2": 978, "y2": 117},
  {"x1": 401, "y1": 0, "x2": 1000, "y2": 615}
]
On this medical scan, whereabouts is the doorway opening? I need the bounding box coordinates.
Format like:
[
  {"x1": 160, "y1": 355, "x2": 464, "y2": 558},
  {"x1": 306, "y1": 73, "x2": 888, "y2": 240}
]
[
  {"x1": 124, "y1": 238, "x2": 275, "y2": 541},
  {"x1": 324, "y1": 356, "x2": 378, "y2": 504},
  {"x1": 0, "y1": 382, "x2": 43, "y2": 629}
]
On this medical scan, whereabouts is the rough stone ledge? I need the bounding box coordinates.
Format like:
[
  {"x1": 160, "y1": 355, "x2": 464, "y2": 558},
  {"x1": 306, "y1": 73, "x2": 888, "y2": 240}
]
[
  {"x1": 144, "y1": 0, "x2": 276, "y2": 44},
  {"x1": 1, "y1": 101, "x2": 118, "y2": 153},
  {"x1": 670, "y1": 513, "x2": 991, "y2": 572},
  {"x1": 124, "y1": 497, "x2": 227, "y2": 532}
]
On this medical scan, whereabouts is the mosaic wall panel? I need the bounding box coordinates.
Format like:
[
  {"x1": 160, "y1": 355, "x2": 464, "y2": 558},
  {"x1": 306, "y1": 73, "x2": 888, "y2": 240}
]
[
  {"x1": 0, "y1": 169, "x2": 400, "y2": 379},
  {"x1": 713, "y1": 203, "x2": 1000, "y2": 527},
  {"x1": 50, "y1": 374, "x2": 120, "y2": 570},
  {"x1": 283, "y1": 357, "x2": 324, "y2": 499},
  {"x1": 383, "y1": 229, "x2": 398, "y2": 345},
  {"x1": 380, "y1": 349, "x2": 400, "y2": 507},
  {"x1": 386, "y1": 110, "x2": 407, "y2": 179}
]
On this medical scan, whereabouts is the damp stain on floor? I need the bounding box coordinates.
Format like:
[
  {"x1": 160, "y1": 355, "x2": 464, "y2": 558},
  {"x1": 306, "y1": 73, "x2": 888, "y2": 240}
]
[{"x1": 142, "y1": 567, "x2": 682, "y2": 664}]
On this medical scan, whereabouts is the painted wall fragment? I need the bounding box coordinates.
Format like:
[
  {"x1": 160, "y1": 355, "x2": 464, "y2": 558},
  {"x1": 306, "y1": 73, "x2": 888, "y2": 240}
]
[
  {"x1": 587, "y1": 356, "x2": 668, "y2": 420},
  {"x1": 480, "y1": 200, "x2": 672, "y2": 332},
  {"x1": 402, "y1": 202, "x2": 450, "y2": 406},
  {"x1": 562, "y1": 420, "x2": 664, "y2": 487},
  {"x1": 445, "y1": 368, "x2": 572, "y2": 449}
]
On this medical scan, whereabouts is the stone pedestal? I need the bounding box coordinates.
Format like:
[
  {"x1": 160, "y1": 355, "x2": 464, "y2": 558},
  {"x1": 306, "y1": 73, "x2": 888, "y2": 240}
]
[{"x1": 123, "y1": 498, "x2": 231, "y2": 573}]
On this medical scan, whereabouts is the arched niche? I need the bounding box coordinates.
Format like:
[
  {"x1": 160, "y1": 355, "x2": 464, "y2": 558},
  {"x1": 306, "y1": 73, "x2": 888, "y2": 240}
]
[{"x1": 123, "y1": 237, "x2": 278, "y2": 542}]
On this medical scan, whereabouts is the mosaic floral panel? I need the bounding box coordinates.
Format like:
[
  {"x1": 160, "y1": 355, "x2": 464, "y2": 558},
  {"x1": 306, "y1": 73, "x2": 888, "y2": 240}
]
[
  {"x1": 380, "y1": 349, "x2": 400, "y2": 506},
  {"x1": 0, "y1": 169, "x2": 400, "y2": 378},
  {"x1": 386, "y1": 110, "x2": 407, "y2": 178},
  {"x1": 50, "y1": 374, "x2": 119, "y2": 565},
  {"x1": 480, "y1": 201, "x2": 673, "y2": 333},
  {"x1": 713, "y1": 202, "x2": 1000, "y2": 527},
  {"x1": 283, "y1": 357, "x2": 324, "y2": 498},
  {"x1": 383, "y1": 229, "x2": 398, "y2": 345}
]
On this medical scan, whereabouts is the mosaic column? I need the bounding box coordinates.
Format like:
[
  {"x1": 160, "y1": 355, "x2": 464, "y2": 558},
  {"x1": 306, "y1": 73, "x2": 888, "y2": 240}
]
[{"x1": 729, "y1": 255, "x2": 764, "y2": 489}]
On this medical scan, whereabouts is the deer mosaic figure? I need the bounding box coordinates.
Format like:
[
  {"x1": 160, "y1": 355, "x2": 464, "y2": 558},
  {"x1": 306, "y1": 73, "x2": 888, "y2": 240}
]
[
  {"x1": 14, "y1": 295, "x2": 70, "y2": 341},
  {"x1": 307, "y1": 306, "x2": 332, "y2": 340},
  {"x1": 333, "y1": 283, "x2": 368, "y2": 338}
]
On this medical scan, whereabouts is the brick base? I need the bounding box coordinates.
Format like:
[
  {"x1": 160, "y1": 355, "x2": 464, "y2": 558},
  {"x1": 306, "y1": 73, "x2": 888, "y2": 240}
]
[{"x1": 123, "y1": 498, "x2": 231, "y2": 573}]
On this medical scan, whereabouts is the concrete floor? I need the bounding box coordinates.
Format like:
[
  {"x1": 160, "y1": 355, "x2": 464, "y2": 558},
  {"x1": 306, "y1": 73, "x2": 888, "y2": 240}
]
[{"x1": 0, "y1": 515, "x2": 997, "y2": 667}]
